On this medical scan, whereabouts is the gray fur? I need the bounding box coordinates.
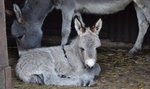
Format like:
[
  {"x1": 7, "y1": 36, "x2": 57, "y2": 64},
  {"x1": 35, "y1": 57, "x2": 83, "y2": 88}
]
[
  {"x1": 52, "y1": 0, "x2": 150, "y2": 54},
  {"x1": 12, "y1": 0, "x2": 150, "y2": 54},
  {"x1": 11, "y1": 0, "x2": 54, "y2": 55},
  {"x1": 16, "y1": 18, "x2": 102, "y2": 86}
]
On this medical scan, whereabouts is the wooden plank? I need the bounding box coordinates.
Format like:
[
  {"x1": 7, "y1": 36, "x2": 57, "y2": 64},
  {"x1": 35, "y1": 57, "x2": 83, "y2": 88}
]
[
  {"x1": 0, "y1": 0, "x2": 8, "y2": 66},
  {"x1": 0, "y1": 69, "x2": 5, "y2": 89},
  {"x1": 0, "y1": 0, "x2": 12, "y2": 89},
  {"x1": 5, "y1": 67, "x2": 12, "y2": 89}
]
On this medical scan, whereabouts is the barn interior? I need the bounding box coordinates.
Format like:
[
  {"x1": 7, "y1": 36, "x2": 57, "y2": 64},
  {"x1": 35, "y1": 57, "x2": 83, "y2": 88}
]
[{"x1": 3, "y1": 0, "x2": 150, "y2": 89}]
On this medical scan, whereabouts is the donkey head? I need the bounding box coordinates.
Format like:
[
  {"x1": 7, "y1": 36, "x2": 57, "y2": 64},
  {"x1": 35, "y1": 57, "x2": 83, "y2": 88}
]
[
  {"x1": 11, "y1": 4, "x2": 42, "y2": 50},
  {"x1": 74, "y1": 18, "x2": 102, "y2": 68}
]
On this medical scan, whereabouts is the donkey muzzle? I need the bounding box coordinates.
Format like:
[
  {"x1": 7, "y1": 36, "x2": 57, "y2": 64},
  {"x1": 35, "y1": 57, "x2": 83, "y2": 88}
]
[{"x1": 85, "y1": 59, "x2": 96, "y2": 68}]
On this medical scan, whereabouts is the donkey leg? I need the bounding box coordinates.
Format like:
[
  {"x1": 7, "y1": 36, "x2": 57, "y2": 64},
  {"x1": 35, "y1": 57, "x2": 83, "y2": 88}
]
[
  {"x1": 133, "y1": 0, "x2": 145, "y2": 8},
  {"x1": 87, "y1": 63, "x2": 101, "y2": 76},
  {"x1": 43, "y1": 73, "x2": 82, "y2": 86},
  {"x1": 30, "y1": 74, "x2": 44, "y2": 84},
  {"x1": 129, "y1": 6, "x2": 149, "y2": 54},
  {"x1": 61, "y1": 9, "x2": 74, "y2": 45}
]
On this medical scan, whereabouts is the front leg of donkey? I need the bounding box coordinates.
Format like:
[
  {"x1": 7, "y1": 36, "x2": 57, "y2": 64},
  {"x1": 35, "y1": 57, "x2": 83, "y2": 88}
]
[
  {"x1": 60, "y1": 0, "x2": 77, "y2": 45},
  {"x1": 61, "y1": 8, "x2": 75, "y2": 45}
]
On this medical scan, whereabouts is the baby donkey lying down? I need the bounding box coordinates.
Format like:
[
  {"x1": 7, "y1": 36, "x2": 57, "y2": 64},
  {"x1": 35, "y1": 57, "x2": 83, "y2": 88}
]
[{"x1": 16, "y1": 18, "x2": 102, "y2": 86}]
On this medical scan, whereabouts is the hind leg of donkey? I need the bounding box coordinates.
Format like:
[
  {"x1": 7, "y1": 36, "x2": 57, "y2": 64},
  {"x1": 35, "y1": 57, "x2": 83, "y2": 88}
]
[
  {"x1": 129, "y1": 5, "x2": 149, "y2": 54},
  {"x1": 43, "y1": 73, "x2": 82, "y2": 86}
]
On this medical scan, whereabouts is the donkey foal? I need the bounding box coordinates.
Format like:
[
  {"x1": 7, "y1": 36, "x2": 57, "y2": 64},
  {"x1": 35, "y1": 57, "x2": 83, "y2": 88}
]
[{"x1": 16, "y1": 18, "x2": 102, "y2": 86}]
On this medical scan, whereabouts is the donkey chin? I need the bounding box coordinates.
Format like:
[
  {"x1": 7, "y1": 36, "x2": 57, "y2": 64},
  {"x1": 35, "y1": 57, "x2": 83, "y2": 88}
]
[{"x1": 85, "y1": 59, "x2": 96, "y2": 68}]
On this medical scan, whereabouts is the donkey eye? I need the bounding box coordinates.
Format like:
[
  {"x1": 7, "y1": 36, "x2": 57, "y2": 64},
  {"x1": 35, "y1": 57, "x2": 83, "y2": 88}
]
[
  {"x1": 80, "y1": 47, "x2": 85, "y2": 51},
  {"x1": 96, "y1": 48, "x2": 99, "y2": 50}
]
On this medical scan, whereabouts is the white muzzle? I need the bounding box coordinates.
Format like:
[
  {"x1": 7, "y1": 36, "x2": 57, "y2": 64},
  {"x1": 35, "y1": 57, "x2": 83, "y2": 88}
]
[{"x1": 85, "y1": 59, "x2": 96, "y2": 68}]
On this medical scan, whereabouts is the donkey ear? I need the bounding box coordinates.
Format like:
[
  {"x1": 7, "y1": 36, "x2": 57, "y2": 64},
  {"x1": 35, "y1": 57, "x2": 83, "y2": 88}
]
[
  {"x1": 92, "y1": 18, "x2": 102, "y2": 35},
  {"x1": 74, "y1": 18, "x2": 85, "y2": 35},
  {"x1": 13, "y1": 4, "x2": 24, "y2": 23}
]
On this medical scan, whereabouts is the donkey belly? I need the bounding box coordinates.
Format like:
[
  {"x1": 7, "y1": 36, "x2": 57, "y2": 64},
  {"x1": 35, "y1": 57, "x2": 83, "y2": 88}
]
[{"x1": 75, "y1": 0, "x2": 132, "y2": 14}]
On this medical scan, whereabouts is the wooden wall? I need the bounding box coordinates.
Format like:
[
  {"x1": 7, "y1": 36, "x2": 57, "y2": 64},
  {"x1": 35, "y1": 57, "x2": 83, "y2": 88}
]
[{"x1": 0, "y1": 0, "x2": 12, "y2": 89}]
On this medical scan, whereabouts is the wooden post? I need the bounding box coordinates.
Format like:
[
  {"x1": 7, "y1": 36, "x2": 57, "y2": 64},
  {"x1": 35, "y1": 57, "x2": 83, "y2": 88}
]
[{"x1": 0, "y1": 0, "x2": 12, "y2": 89}]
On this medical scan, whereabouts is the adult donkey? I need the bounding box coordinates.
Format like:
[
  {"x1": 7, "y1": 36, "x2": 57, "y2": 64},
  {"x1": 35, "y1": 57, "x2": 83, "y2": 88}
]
[
  {"x1": 51, "y1": 0, "x2": 150, "y2": 54},
  {"x1": 12, "y1": 0, "x2": 150, "y2": 54},
  {"x1": 11, "y1": 0, "x2": 54, "y2": 55},
  {"x1": 16, "y1": 18, "x2": 102, "y2": 86}
]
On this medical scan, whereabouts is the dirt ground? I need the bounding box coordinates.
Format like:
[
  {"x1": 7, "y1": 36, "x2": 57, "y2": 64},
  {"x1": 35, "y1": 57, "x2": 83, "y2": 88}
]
[{"x1": 8, "y1": 36, "x2": 150, "y2": 89}]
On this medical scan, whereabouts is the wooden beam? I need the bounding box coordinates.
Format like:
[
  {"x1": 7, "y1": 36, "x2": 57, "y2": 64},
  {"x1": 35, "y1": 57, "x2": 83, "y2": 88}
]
[
  {"x1": 0, "y1": 0, "x2": 8, "y2": 66},
  {"x1": 4, "y1": 67, "x2": 12, "y2": 89},
  {"x1": 0, "y1": 0, "x2": 12, "y2": 89}
]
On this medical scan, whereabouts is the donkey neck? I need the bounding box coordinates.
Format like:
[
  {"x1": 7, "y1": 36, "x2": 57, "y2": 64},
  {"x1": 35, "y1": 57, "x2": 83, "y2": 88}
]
[
  {"x1": 68, "y1": 37, "x2": 81, "y2": 52},
  {"x1": 22, "y1": 0, "x2": 53, "y2": 23},
  {"x1": 62, "y1": 37, "x2": 85, "y2": 70},
  {"x1": 64, "y1": 38, "x2": 83, "y2": 62}
]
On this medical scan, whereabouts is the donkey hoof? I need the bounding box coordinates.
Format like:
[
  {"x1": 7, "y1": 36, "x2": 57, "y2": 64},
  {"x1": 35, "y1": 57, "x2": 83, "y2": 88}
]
[
  {"x1": 87, "y1": 80, "x2": 95, "y2": 87},
  {"x1": 128, "y1": 47, "x2": 142, "y2": 56},
  {"x1": 129, "y1": 48, "x2": 139, "y2": 55},
  {"x1": 81, "y1": 80, "x2": 95, "y2": 87}
]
